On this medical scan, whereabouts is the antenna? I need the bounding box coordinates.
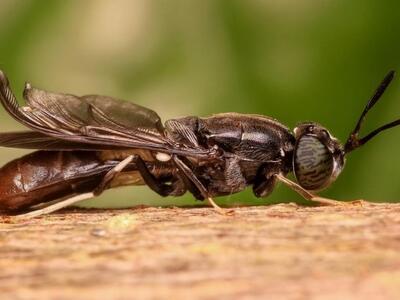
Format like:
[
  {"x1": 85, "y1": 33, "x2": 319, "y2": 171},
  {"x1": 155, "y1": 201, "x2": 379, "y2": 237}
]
[{"x1": 344, "y1": 70, "x2": 398, "y2": 153}]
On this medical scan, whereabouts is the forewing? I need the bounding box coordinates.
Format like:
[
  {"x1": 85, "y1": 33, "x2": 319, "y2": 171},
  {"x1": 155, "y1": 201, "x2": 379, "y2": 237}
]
[
  {"x1": 0, "y1": 71, "x2": 172, "y2": 152},
  {"x1": 82, "y1": 94, "x2": 164, "y2": 132},
  {"x1": 0, "y1": 131, "x2": 132, "y2": 150}
]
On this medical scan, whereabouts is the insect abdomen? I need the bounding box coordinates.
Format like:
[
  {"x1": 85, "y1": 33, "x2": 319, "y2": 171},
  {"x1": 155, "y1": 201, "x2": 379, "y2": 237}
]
[{"x1": 0, "y1": 151, "x2": 109, "y2": 211}]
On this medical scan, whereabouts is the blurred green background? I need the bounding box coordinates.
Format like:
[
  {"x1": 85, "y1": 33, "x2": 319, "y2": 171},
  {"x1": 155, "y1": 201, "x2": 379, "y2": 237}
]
[{"x1": 0, "y1": 0, "x2": 399, "y2": 208}]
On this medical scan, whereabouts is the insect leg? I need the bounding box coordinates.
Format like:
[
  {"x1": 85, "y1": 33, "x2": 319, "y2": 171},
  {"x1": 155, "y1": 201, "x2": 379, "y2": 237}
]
[
  {"x1": 275, "y1": 174, "x2": 363, "y2": 206},
  {"x1": 15, "y1": 192, "x2": 97, "y2": 219},
  {"x1": 133, "y1": 156, "x2": 179, "y2": 196},
  {"x1": 252, "y1": 162, "x2": 281, "y2": 198},
  {"x1": 173, "y1": 156, "x2": 233, "y2": 215},
  {"x1": 15, "y1": 155, "x2": 135, "y2": 219}
]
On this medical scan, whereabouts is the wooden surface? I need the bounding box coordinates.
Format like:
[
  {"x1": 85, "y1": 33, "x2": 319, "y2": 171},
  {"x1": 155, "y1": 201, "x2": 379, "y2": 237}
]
[{"x1": 1, "y1": 203, "x2": 400, "y2": 300}]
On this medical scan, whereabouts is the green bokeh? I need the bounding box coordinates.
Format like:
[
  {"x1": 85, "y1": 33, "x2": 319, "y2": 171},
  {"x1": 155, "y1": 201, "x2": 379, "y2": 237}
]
[{"x1": 0, "y1": 0, "x2": 399, "y2": 208}]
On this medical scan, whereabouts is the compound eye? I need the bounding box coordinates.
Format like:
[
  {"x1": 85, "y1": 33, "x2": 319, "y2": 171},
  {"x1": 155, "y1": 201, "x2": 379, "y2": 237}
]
[{"x1": 293, "y1": 134, "x2": 334, "y2": 191}]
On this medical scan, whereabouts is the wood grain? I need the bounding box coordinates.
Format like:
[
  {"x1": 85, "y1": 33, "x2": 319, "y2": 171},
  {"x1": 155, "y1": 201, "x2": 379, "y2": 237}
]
[{"x1": 1, "y1": 203, "x2": 400, "y2": 299}]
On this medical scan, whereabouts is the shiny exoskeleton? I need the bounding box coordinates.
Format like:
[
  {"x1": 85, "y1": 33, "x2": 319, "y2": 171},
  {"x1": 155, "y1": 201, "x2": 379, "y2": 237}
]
[
  {"x1": 0, "y1": 113, "x2": 295, "y2": 210},
  {"x1": 165, "y1": 113, "x2": 295, "y2": 198},
  {"x1": 0, "y1": 70, "x2": 398, "y2": 216}
]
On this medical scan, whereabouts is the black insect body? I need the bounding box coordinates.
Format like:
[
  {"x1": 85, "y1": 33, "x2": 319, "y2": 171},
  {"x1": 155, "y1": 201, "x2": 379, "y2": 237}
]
[
  {"x1": 165, "y1": 113, "x2": 295, "y2": 198},
  {"x1": 0, "y1": 70, "x2": 397, "y2": 217}
]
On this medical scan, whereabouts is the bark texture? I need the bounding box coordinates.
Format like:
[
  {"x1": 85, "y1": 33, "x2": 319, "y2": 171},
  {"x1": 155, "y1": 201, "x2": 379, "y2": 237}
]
[{"x1": 1, "y1": 203, "x2": 400, "y2": 299}]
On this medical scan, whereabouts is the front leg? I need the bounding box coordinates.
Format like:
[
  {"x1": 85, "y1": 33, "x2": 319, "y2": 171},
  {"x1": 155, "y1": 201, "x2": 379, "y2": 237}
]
[{"x1": 275, "y1": 174, "x2": 364, "y2": 206}]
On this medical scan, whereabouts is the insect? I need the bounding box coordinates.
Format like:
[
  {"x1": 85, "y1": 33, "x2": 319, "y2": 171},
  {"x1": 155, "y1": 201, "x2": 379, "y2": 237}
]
[{"x1": 0, "y1": 70, "x2": 397, "y2": 218}]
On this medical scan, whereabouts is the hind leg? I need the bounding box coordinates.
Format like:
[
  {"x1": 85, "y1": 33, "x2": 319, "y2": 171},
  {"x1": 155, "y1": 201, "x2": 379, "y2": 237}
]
[{"x1": 15, "y1": 155, "x2": 136, "y2": 219}]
